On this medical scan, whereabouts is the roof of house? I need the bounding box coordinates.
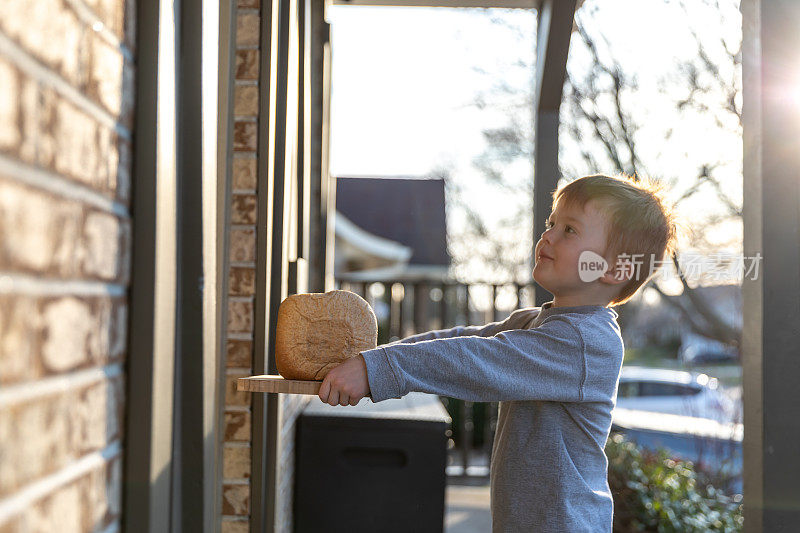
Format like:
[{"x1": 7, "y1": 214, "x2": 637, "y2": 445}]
[{"x1": 335, "y1": 176, "x2": 450, "y2": 267}]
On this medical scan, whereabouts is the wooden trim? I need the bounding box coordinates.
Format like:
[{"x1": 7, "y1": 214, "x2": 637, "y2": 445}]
[
  {"x1": 742, "y1": 0, "x2": 800, "y2": 530},
  {"x1": 123, "y1": 0, "x2": 178, "y2": 530},
  {"x1": 210, "y1": 0, "x2": 238, "y2": 530}
]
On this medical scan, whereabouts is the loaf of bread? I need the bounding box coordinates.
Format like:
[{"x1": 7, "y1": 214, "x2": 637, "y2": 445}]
[{"x1": 275, "y1": 290, "x2": 378, "y2": 380}]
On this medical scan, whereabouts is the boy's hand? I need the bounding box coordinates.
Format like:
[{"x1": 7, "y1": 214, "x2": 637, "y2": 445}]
[{"x1": 318, "y1": 354, "x2": 371, "y2": 406}]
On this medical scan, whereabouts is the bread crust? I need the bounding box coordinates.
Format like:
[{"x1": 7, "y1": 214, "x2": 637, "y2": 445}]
[{"x1": 275, "y1": 290, "x2": 378, "y2": 380}]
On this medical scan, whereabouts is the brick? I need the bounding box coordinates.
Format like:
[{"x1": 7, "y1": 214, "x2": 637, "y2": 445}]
[
  {"x1": 109, "y1": 300, "x2": 128, "y2": 360},
  {"x1": 85, "y1": 298, "x2": 112, "y2": 365},
  {"x1": 52, "y1": 97, "x2": 113, "y2": 190},
  {"x1": 22, "y1": 481, "x2": 82, "y2": 532},
  {"x1": 80, "y1": 456, "x2": 118, "y2": 531},
  {"x1": 226, "y1": 338, "x2": 252, "y2": 368},
  {"x1": 233, "y1": 158, "x2": 257, "y2": 190},
  {"x1": 225, "y1": 374, "x2": 251, "y2": 407},
  {"x1": 0, "y1": 295, "x2": 41, "y2": 384},
  {"x1": 231, "y1": 194, "x2": 257, "y2": 225},
  {"x1": 0, "y1": 59, "x2": 21, "y2": 150},
  {"x1": 0, "y1": 0, "x2": 88, "y2": 88},
  {"x1": 223, "y1": 446, "x2": 251, "y2": 479},
  {"x1": 235, "y1": 50, "x2": 259, "y2": 80},
  {"x1": 18, "y1": 75, "x2": 39, "y2": 165},
  {"x1": 71, "y1": 377, "x2": 123, "y2": 453},
  {"x1": 83, "y1": 210, "x2": 121, "y2": 280},
  {"x1": 83, "y1": 0, "x2": 126, "y2": 41},
  {"x1": 0, "y1": 294, "x2": 123, "y2": 385},
  {"x1": 221, "y1": 521, "x2": 250, "y2": 533},
  {"x1": 0, "y1": 178, "x2": 129, "y2": 280},
  {"x1": 222, "y1": 483, "x2": 250, "y2": 515},
  {"x1": 227, "y1": 299, "x2": 253, "y2": 334},
  {"x1": 233, "y1": 121, "x2": 257, "y2": 151},
  {"x1": 0, "y1": 379, "x2": 122, "y2": 497},
  {"x1": 10, "y1": 74, "x2": 125, "y2": 198},
  {"x1": 41, "y1": 296, "x2": 93, "y2": 372},
  {"x1": 0, "y1": 404, "x2": 13, "y2": 495},
  {"x1": 87, "y1": 33, "x2": 135, "y2": 129},
  {"x1": 10, "y1": 75, "x2": 127, "y2": 198},
  {"x1": 224, "y1": 411, "x2": 251, "y2": 441},
  {"x1": 0, "y1": 516, "x2": 21, "y2": 533},
  {"x1": 234, "y1": 85, "x2": 259, "y2": 116},
  {"x1": 229, "y1": 227, "x2": 256, "y2": 263},
  {"x1": 236, "y1": 13, "x2": 260, "y2": 47},
  {"x1": 0, "y1": 179, "x2": 82, "y2": 276},
  {"x1": 229, "y1": 266, "x2": 256, "y2": 296},
  {"x1": 87, "y1": 35, "x2": 124, "y2": 117},
  {"x1": 1, "y1": 395, "x2": 72, "y2": 497}
]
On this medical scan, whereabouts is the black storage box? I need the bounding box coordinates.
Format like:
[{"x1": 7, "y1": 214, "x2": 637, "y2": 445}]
[{"x1": 294, "y1": 392, "x2": 451, "y2": 533}]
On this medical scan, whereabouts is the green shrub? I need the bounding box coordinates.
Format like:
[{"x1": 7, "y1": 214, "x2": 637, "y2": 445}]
[{"x1": 606, "y1": 433, "x2": 743, "y2": 532}]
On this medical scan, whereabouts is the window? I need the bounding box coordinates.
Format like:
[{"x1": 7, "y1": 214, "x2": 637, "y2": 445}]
[{"x1": 638, "y1": 382, "x2": 700, "y2": 397}]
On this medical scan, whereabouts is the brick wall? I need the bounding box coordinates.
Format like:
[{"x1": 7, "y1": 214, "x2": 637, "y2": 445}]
[
  {"x1": 0, "y1": 0, "x2": 134, "y2": 531},
  {"x1": 220, "y1": 4, "x2": 259, "y2": 531},
  {"x1": 221, "y1": 1, "x2": 311, "y2": 531}
]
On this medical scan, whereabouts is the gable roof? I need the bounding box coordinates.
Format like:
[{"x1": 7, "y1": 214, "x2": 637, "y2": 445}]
[{"x1": 335, "y1": 176, "x2": 450, "y2": 267}]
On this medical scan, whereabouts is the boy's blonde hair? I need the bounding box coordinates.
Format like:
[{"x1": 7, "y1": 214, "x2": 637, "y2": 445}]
[{"x1": 552, "y1": 174, "x2": 680, "y2": 306}]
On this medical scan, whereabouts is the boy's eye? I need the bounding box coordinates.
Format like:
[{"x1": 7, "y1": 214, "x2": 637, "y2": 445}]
[{"x1": 545, "y1": 218, "x2": 576, "y2": 234}]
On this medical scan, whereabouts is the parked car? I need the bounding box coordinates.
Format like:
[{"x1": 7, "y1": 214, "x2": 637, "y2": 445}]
[
  {"x1": 615, "y1": 366, "x2": 736, "y2": 423},
  {"x1": 679, "y1": 344, "x2": 739, "y2": 365},
  {"x1": 678, "y1": 333, "x2": 739, "y2": 365}
]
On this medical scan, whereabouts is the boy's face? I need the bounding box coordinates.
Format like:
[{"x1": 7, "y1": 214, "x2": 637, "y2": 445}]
[{"x1": 533, "y1": 198, "x2": 616, "y2": 299}]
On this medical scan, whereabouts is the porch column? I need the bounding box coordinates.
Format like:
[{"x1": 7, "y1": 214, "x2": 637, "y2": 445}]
[
  {"x1": 308, "y1": 0, "x2": 333, "y2": 292},
  {"x1": 742, "y1": 0, "x2": 800, "y2": 531},
  {"x1": 532, "y1": 0, "x2": 577, "y2": 306}
]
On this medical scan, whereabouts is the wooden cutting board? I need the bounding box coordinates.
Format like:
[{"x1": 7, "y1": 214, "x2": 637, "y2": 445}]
[{"x1": 237, "y1": 375, "x2": 322, "y2": 395}]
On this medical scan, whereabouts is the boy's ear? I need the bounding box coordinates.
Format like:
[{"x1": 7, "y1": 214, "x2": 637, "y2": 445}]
[{"x1": 600, "y1": 258, "x2": 634, "y2": 286}]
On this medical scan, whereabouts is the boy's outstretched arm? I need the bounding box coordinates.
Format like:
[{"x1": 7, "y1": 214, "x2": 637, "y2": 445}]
[
  {"x1": 317, "y1": 307, "x2": 542, "y2": 406},
  {"x1": 391, "y1": 307, "x2": 540, "y2": 345},
  {"x1": 361, "y1": 315, "x2": 615, "y2": 404}
]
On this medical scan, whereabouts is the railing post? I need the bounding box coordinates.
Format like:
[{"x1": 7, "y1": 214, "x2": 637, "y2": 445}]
[
  {"x1": 439, "y1": 283, "x2": 448, "y2": 330},
  {"x1": 413, "y1": 282, "x2": 427, "y2": 334},
  {"x1": 461, "y1": 399, "x2": 474, "y2": 476},
  {"x1": 491, "y1": 284, "x2": 499, "y2": 322},
  {"x1": 485, "y1": 401, "x2": 499, "y2": 461},
  {"x1": 385, "y1": 282, "x2": 395, "y2": 340},
  {"x1": 397, "y1": 282, "x2": 406, "y2": 339},
  {"x1": 463, "y1": 284, "x2": 471, "y2": 326}
]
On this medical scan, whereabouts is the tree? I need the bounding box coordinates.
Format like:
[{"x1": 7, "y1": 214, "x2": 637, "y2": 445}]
[{"x1": 449, "y1": 0, "x2": 743, "y2": 348}]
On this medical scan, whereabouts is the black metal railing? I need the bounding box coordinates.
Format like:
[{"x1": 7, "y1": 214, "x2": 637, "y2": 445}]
[{"x1": 336, "y1": 278, "x2": 536, "y2": 480}]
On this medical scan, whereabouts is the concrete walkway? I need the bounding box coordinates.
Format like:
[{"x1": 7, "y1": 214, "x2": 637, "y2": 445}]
[{"x1": 444, "y1": 483, "x2": 491, "y2": 533}]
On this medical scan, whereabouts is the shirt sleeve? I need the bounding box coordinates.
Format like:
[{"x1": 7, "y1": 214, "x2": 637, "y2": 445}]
[
  {"x1": 361, "y1": 315, "x2": 586, "y2": 403},
  {"x1": 388, "y1": 307, "x2": 541, "y2": 345}
]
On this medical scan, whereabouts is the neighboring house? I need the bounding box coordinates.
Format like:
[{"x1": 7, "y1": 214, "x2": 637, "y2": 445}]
[
  {"x1": 333, "y1": 212, "x2": 413, "y2": 274},
  {"x1": 335, "y1": 176, "x2": 451, "y2": 282}
]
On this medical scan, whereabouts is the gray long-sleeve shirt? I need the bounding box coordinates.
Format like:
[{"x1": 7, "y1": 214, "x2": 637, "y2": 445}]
[{"x1": 360, "y1": 301, "x2": 624, "y2": 532}]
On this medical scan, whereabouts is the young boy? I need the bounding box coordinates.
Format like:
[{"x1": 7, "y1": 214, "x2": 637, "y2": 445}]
[{"x1": 318, "y1": 174, "x2": 679, "y2": 532}]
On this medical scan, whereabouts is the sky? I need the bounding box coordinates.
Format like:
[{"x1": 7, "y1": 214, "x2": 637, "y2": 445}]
[{"x1": 327, "y1": 0, "x2": 744, "y2": 291}]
